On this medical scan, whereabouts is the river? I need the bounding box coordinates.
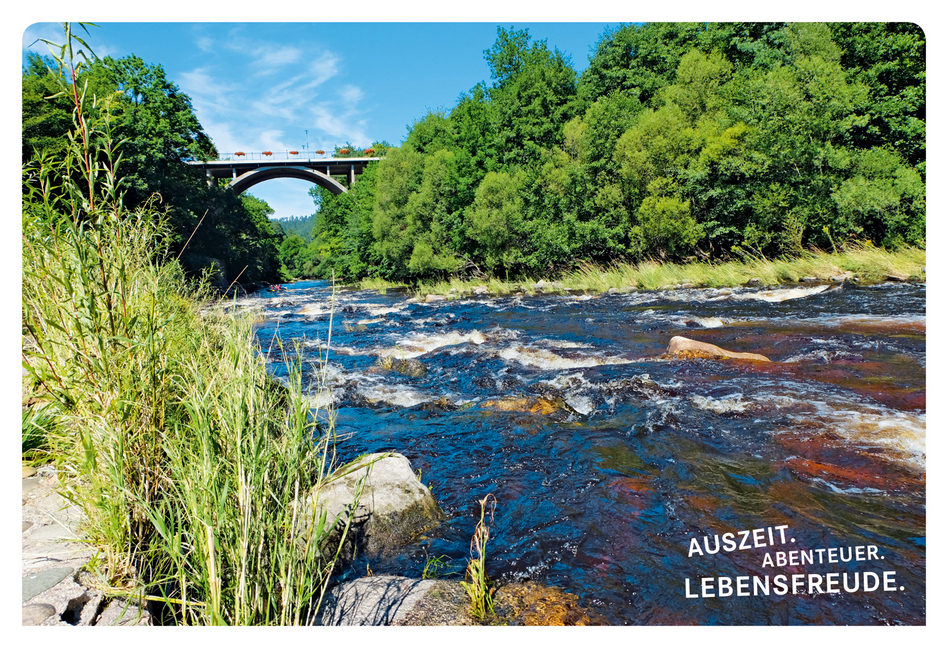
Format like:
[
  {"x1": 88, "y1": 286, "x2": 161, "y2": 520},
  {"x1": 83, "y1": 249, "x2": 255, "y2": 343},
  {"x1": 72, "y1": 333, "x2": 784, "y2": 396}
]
[{"x1": 244, "y1": 279, "x2": 925, "y2": 625}]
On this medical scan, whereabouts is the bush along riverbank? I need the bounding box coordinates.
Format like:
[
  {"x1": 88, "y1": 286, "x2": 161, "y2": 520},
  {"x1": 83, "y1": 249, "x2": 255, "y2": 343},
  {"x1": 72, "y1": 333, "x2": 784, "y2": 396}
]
[{"x1": 21, "y1": 27, "x2": 367, "y2": 625}]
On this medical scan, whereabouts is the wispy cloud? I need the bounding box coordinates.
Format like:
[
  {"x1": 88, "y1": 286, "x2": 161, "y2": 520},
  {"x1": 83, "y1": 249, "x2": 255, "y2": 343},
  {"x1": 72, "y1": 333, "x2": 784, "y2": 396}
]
[{"x1": 178, "y1": 33, "x2": 370, "y2": 154}]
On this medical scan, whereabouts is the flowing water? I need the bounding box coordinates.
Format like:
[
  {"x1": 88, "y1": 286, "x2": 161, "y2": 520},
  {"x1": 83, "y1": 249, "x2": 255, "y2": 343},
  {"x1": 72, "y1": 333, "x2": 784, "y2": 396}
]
[{"x1": 246, "y1": 279, "x2": 925, "y2": 625}]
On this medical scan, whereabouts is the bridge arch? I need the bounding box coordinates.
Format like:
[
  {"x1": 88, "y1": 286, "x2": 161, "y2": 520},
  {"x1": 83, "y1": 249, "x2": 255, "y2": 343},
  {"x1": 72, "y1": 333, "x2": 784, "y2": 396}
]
[
  {"x1": 187, "y1": 156, "x2": 378, "y2": 196},
  {"x1": 228, "y1": 166, "x2": 349, "y2": 195}
]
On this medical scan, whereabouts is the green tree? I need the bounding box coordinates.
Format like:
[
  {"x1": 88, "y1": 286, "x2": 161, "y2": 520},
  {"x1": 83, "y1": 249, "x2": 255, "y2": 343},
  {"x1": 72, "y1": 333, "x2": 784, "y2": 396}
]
[{"x1": 485, "y1": 27, "x2": 580, "y2": 167}]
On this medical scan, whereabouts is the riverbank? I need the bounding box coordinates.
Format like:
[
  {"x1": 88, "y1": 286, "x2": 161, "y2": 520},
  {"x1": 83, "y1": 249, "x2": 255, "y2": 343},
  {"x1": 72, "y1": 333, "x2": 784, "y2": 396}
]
[{"x1": 352, "y1": 245, "x2": 924, "y2": 298}]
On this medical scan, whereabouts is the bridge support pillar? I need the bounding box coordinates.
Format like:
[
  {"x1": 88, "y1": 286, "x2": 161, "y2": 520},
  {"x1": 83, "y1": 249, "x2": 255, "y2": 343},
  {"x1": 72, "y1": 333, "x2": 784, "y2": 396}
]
[
  {"x1": 206, "y1": 170, "x2": 214, "y2": 188},
  {"x1": 349, "y1": 164, "x2": 355, "y2": 186}
]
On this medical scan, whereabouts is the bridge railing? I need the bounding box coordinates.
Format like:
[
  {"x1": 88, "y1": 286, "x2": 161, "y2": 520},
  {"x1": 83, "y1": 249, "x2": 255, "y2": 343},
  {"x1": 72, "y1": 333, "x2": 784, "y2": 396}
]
[{"x1": 216, "y1": 151, "x2": 380, "y2": 161}]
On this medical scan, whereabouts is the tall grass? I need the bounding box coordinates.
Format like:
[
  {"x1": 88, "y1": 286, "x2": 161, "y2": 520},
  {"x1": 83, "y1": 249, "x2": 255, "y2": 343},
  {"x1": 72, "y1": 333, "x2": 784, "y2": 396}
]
[
  {"x1": 405, "y1": 245, "x2": 924, "y2": 297},
  {"x1": 22, "y1": 24, "x2": 354, "y2": 625}
]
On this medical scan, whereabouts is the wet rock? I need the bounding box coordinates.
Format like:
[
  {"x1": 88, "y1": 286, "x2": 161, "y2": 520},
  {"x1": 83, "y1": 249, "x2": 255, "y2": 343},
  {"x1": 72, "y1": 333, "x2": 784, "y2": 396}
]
[
  {"x1": 598, "y1": 375, "x2": 678, "y2": 401},
  {"x1": 746, "y1": 277, "x2": 763, "y2": 286},
  {"x1": 798, "y1": 276, "x2": 819, "y2": 283},
  {"x1": 419, "y1": 396, "x2": 466, "y2": 413},
  {"x1": 666, "y1": 336, "x2": 771, "y2": 362},
  {"x1": 831, "y1": 272, "x2": 854, "y2": 283},
  {"x1": 425, "y1": 294, "x2": 446, "y2": 303},
  {"x1": 472, "y1": 286, "x2": 489, "y2": 295},
  {"x1": 23, "y1": 465, "x2": 37, "y2": 479},
  {"x1": 886, "y1": 273, "x2": 909, "y2": 282},
  {"x1": 304, "y1": 453, "x2": 442, "y2": 559},
  {"x1": 22, "y1": 603, "x2": 56, "y2": 626},
  {"x1": 378, "y1": 356, "x2": 427, "y2": 378},
  {"x1": 481, "y1": 395, "x2": 576, "y2": 418}
]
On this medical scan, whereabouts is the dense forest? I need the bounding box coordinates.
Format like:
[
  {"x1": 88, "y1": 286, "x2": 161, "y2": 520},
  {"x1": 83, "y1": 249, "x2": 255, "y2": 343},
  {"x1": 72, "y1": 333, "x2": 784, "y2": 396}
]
[
  {"x1": 24, "y1": 22, "x2": 925, "y2": 286},
  {"x1": 296, "y1": 22, "x2": 925, "y2": 284}
]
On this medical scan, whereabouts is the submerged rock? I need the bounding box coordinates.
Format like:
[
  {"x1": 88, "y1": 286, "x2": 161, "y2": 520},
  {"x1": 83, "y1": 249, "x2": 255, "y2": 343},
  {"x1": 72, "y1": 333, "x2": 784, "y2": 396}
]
[
  {"x1": 481, "y1": 395, "x2": 576, "y2": 418},
  {"x1": 378, "y1": 356, "x2": 427, "y2": 378},
  {"x1": 304, "y1": 453, "x2": 442, "y2": 559},
  {"x1": 493, "y1": 582, "x2": 607, "y2": 626},
  {"x1": 665, "y1": 336, "x2": 771, "y2": 362}
]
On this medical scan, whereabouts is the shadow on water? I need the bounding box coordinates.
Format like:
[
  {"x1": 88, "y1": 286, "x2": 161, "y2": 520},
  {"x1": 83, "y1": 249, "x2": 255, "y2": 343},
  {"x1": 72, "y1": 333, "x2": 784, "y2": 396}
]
[{"x1": 248, "y1": 280, "x2": 925, "y2": 625}]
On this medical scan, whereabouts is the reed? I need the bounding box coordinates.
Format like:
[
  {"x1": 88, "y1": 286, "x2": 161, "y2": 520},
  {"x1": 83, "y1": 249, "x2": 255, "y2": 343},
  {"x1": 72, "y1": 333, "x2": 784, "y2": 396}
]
[
  {"x1": 461, "y1": 494, "x2": 497, "y2": 620},
  {"x1": 22, "y1": 25, "x2": 354, "y2": 625}
]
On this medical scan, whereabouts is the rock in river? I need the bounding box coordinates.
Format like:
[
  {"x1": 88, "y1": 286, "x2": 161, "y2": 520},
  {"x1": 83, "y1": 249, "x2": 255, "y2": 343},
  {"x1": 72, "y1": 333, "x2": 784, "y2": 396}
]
[
  {"x1": 666, "y1": 336, "x2": 771, "y2": 362},
  {"x1": 303, "y1": 453, "x2": 442, "y2": 559}
]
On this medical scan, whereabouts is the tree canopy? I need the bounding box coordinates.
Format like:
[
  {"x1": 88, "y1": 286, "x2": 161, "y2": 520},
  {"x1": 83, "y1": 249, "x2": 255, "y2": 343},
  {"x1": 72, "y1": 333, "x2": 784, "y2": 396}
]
[
  {"x1": 23, "y1": 50, "x2": 283, "y2": 284},
  {"x1": 300, "y1": 22, "x2": 924, "y2": 283}
]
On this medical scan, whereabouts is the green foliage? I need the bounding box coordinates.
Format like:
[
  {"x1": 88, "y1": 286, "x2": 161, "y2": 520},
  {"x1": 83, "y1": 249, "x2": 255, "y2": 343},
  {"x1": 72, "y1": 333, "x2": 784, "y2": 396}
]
[
  {"x1": 289, "y1": 22, "x2": 925, "y2": 286},
  {"x1": 22, "y1": 25, "x2": 355, "y2": 624},
  {"x1": 23, "y1": 33, "x2": 282, "y2": 286}
]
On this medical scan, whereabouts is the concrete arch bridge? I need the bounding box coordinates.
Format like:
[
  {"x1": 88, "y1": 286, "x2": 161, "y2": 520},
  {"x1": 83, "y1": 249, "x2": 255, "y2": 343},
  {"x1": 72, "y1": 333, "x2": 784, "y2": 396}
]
[{"x1": 186, "y1": 154, "x2": 380, "y2": 195}]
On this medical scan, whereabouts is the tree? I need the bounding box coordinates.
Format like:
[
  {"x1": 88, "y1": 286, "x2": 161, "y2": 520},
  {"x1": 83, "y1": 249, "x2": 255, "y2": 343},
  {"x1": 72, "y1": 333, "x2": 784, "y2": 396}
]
[{"x1": 485, "y1": 27, "x2": 580, "y2": 167}]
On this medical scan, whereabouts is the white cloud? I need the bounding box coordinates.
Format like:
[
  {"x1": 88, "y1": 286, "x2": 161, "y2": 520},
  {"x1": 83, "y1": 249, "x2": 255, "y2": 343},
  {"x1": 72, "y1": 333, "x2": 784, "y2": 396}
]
[
  {"x1": 338, "y1": 84, "x2": 363, "y2": 103},
  {"x1": 250, "y1": 45, "x2": 303, "y2": 75},
  {"x1": 176, "y1": 32, "x2": 372, "y2": 166}
]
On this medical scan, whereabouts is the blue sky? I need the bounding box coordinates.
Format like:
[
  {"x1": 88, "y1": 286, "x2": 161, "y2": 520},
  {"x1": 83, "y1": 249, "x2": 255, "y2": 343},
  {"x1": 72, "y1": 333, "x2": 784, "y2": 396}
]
[{"x1": 22, "y1": 21, "x2": 617, "y2": 220}]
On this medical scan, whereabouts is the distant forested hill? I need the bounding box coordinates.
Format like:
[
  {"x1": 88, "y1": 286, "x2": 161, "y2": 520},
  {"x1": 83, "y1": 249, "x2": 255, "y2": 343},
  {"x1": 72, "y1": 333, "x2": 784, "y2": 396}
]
[{"x1": 272, "y1": 214, "x2": 317, "y2": 242}]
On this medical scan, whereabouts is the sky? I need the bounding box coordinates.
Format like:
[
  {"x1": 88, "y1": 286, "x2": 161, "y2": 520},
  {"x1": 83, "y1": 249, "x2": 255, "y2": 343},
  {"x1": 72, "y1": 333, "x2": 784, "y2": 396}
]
[{"x1": 21, "y1": 21, "x2": 618, "y2": 220}]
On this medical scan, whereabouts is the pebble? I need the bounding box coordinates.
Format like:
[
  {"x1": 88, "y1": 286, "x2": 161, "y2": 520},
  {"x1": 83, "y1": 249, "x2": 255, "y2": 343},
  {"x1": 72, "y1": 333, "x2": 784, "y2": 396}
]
[{"x1": 22, "y1": 603, "x2": 57, "y2": 626}]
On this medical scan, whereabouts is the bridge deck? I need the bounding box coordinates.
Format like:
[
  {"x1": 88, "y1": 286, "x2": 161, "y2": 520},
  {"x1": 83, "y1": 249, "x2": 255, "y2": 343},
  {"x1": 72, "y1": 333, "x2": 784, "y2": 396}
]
[{"x1": 187, "y1": 156, "x2": 380, "y2": 180}]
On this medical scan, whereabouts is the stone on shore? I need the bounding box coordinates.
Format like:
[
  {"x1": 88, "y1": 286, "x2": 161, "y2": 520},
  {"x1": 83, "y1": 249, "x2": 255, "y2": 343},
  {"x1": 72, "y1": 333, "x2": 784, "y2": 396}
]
[
  {"x1": 316, "y1": 576, "x2": 469, "y2": 626},
  {"x1": 304, "y1": 453, "x2": 442, "y2": 559},
  {"x1": 666, "y1": 336, "x2": 771, "y2": 362},
  {"x1": 316, "y1": 577, "x2": 607, "y2": 626}
]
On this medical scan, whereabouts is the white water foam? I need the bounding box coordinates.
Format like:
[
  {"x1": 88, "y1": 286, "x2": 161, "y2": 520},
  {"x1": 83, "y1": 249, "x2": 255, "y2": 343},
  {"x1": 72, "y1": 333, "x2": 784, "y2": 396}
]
[
  {"x1": 729, "y1": 284, "x2": 831, "y2": 303},
  {"x1": 498, "y1": 345, "x2": 634, "y2": 370},
  {"x1": 772, "y1": 396, "x2": 926, "y2": 472},
  {"x1": 691, "y1": 394, "x2": 752, "y2": 414},
  {"x1": 376, "y1": 330, "x2": 488, "y2": 359},
  {"x1": 356, "y1": 382, "x2": 432, "y2": 408}
]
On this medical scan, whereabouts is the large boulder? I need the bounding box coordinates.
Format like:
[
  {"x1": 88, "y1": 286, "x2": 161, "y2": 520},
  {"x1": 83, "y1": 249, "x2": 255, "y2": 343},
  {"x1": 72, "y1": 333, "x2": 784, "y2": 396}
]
[
  {"x1": 666, "y1": 336, "x2": 771, "y2": 362},
  {"x1": 305, "y1": 453, "x2": 442, "y2": 559}
]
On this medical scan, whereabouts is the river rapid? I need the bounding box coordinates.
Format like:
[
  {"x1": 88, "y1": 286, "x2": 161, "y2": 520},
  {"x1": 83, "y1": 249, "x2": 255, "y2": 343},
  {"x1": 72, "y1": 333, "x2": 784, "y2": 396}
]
[{"x1": 244, "y1": 279, "x2": 925, "y2": 625}]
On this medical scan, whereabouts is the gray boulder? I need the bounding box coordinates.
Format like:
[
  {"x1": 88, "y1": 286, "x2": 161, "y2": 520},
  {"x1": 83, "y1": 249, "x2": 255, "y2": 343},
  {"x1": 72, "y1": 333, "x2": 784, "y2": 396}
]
[
  {"x1": 305, "y1": 453, "x2": 442, "y2": 559},
  {"x1": 315, "y1": 576, "x2": 471, "y2": 626}
]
